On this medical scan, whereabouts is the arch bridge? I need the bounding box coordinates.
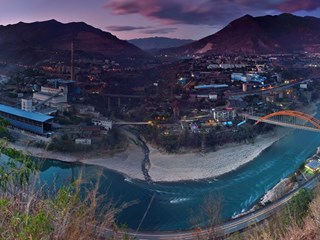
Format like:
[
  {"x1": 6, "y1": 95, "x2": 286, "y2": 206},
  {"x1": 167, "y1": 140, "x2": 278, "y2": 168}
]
[{"x1": 244, "y1": 110, "x2": 320, "y2": 132}]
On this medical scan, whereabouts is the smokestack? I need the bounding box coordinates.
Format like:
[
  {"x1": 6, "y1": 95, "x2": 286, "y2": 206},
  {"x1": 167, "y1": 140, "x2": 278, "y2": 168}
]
[{"x1": 71, "y1": 39, "x2": 75, "y2": 80}]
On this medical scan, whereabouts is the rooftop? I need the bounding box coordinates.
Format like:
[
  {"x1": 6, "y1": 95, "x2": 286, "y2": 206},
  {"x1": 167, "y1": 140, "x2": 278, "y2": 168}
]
[
  {"x1": 34, "y1": 92, "x2": 57, "y2": 97},
  {"x1": 0, "y1": 104, "x2": 54, "y2": 122},
  {"x1": 306, "y1": 160, "x2": 320, "y2": 171},
  {"x1": 194, "y1": 84, "x2": 229, "y2": 89},
  {"x1": 47, "y1": 79, "x2": 75, "y2": 84}
]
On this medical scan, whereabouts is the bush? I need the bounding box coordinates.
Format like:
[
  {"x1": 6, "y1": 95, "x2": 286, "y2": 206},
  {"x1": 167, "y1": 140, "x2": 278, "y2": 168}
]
[
  {"x1": 284, "y1": 188, "x2": 313, "y2": 226},
  {"x1": 232, "y1": 188, "x2": 317, "y2": 240},
  {"x1": 0, "y1": 145, "x2": 135, "y2": 239},
  {"x1": 0, "y1": 118, "x2": 134, "y2": 239}
]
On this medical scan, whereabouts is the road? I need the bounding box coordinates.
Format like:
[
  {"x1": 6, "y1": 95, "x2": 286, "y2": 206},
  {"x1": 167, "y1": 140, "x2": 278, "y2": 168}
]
[{"x1": 113, "y1": 121, "x2": 150, "y2": 125}]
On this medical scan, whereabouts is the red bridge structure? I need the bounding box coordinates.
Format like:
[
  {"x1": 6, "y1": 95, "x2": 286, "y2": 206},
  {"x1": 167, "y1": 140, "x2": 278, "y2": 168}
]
[{"x1": 243, "y1": 110, "x2": 320, "y2": 132}]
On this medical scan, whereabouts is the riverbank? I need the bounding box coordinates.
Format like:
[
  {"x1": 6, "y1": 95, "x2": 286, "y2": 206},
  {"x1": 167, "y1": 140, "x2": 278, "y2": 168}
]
[
  {"x1": 234, "y1": 143, "x2": 320, "y2": 219},
  {"x1": 148, "y1": 129, "x2": 287, "y2": 182},
  {"x1": 8, "y1": 128, "x2": 287, "y2": 182},
  {"x1": 147, "y1": 99, "x2": 318, "y2": 182},
  {"x1": 7, "y1": 99, "x2": 320, "y2": 183},
  {"x1": 8, "y1": 139, "x2": 146, "y2": 180}
]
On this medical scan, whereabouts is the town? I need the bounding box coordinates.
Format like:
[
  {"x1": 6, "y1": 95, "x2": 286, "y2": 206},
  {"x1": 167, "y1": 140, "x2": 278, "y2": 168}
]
[
  {"x1": 0, "y1": 51, "x2": 320, "y2": 155},
  {"x1": 3, "y1": 5, "x2": 320, "y2": 239}
]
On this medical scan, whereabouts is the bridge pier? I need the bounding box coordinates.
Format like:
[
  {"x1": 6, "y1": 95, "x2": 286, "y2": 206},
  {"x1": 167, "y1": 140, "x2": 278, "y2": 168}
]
[
  {"x1": 108, "y1": 97, "x2": 111, "y2": 111},
  {"x1": 103, "y1": 94, "x2": 145, "y2": 110},
  {"x1": 201, "y1": 133, "x2": 206, "y2": 155}
]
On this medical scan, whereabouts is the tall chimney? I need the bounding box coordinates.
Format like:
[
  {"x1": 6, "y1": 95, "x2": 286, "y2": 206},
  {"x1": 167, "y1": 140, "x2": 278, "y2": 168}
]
[{"x1": 71, "y1": 39, "x2": 75, "y2": 80}]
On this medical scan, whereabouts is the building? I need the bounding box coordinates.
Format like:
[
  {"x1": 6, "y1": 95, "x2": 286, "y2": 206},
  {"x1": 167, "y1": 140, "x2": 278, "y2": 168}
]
[
  {"x1": 0, "y1": 104, "x2": 54, "y2": 135},
  {"x1": 92, "y1": 118, "x2": 112, "y2": 130},
  {"x1": 77, "y1": 105, "x2": 100, "y2": 118},
  {"x1": 47, "y1": 79, "x2": 78, "y2": 97},
  {"x1": 231, "y1": 73, "x2": 247, "y2": 82},
  {"x1": 209, "y1": 92, "x2": 218, "y2": 100},
  {"x1": 194, "y1": 84, "x2": 229, "y2": 90},
  {"x1": 305, "y1": 161, "x2": 320, "y2": 173},
  {"x1": 80, "y1": 126, "x2": 102, "y2": 137},
  {"x1": 75, "y1": 138, "x2": 92, "y2": 145},
  {"x1": 21, "y1": 98, "x2": 34, "y2": 112},
  {"x1": 247, "y1": 74, "x2": 266, "y2": 85},
  {"x1": 212, "y1": 109, "x2": 236, "y2": 122},
  {"x1": 231, "y1": 73, "x2": 266, "y2": 86},
  {"x1": 32, "y1": 79, "x2": 77, "y2": 109},
  {"x1": 33, "y1": 85, "x2": 67, "y2": 106}
]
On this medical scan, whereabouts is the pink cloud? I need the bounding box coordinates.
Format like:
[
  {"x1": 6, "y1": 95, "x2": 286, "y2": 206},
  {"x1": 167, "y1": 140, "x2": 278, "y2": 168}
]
[
  {"x1": 275, "y1": 0, "x2": 320, "y2": 12},
  {"x1": 104, "y1": 0, "x2": 320, "y2": 26}
]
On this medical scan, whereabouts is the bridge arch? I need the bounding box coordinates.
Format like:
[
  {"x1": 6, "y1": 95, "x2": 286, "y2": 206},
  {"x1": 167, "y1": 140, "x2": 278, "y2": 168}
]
[{"x1": 255, "y1": 110, "x2": 320, "y2": 129}]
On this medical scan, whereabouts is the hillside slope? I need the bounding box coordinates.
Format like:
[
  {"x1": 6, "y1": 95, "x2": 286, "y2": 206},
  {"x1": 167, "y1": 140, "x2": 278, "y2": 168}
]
[
  {"x1": 163, "y1": 13, "x2": 320, "y2": 55},
  {"x1": 0, "y1": 20, "x2": 151, "y2": 65}
]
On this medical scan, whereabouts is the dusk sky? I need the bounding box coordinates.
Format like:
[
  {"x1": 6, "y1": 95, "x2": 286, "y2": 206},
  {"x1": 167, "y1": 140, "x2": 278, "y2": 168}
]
[{"x1": 1, "y1": 0, "x2": 320, "y2": 40}]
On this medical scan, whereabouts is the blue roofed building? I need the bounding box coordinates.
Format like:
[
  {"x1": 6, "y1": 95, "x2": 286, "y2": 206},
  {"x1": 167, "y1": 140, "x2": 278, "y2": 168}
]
[
  {"x1": 194, "y1": 84, "x2": 229, "y2": 89},
  {"x1": 0, "y1": 104, "x2": 54, "y2": 135},
  {"x1": 305, "y1": 160, "x2": 320, "y2": 173}
]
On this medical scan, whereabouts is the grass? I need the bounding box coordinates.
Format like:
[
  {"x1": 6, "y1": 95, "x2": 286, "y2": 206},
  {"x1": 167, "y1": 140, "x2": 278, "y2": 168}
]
[
  {"x1": 229, "y1": 187, "x2": 320, "y2": 240},
  {"x1": 303, "y1": 168, "x2": 315, "y2": 176},
  {"x1": 0, "y1": 144, "x2": 137, "y2": 240}
]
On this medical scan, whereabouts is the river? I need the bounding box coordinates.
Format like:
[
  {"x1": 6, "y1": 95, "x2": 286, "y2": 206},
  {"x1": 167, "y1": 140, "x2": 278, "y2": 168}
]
[{"x1": 33, "y1": 109, "x2": 320, "y2": 231}]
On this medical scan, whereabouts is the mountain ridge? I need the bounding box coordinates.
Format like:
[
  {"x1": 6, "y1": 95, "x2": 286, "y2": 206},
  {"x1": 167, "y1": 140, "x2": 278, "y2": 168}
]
[
  {"x1": 128, "y1": 37, "x2": 194, "y2": 51},
  {"x1": 162, "y1": 13, "x2": 320, "y2": 56},
  {"x1": 0, "y1": 19, "x2": 151, "y2": 65}
]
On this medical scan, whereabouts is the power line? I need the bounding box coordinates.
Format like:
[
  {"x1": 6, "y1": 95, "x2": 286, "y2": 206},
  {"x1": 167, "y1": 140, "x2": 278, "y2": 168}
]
[{"x1": 134, "y1": 192, "x2": 156, "y2": 236}]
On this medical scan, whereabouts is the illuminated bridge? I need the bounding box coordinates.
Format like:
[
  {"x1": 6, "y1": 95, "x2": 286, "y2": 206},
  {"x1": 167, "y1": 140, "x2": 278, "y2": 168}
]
[
  {"x1": 113, "y1": 121, "x2": 153, "y2": 125},
  {"x1": 243, "y1": 110, "x2": 320, "y2": 132}
]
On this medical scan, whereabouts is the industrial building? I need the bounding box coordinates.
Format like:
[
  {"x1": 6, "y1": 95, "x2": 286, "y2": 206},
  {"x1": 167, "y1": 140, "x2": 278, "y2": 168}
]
[
  {"x1": 0, "y1": 104, "x2": 54, "y2": 135},
  {"x1": 32, "y1": 79, "x2": 77, "y2": 110},
  {"x1": 231, "y1": 73, "x2": 267, "y2": 85},
  {"x1": 194, "y1": 84, "x2": 229, "y2": 90},
  {"x1": 21, "y1": 98, "x2": 34, "y2": 112}
]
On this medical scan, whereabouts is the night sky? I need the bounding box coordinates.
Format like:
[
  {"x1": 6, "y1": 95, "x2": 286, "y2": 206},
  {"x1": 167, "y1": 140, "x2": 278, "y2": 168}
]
[{"x1": 1, "y1": 0, "x2": 320, "y2": 40}]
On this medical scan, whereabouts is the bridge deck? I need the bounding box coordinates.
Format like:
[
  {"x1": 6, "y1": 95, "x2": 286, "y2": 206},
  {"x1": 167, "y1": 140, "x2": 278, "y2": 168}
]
[{"x1": 243, "y1": 114, "x2": 320, "y2": 132}]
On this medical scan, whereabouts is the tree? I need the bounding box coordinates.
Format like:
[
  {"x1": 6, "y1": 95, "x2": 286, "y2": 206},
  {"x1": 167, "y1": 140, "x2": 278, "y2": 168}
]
[
  {"x1": 0, "y1": 117, "x2": 11, "y2": 140},
  {"x1": 191, "y1": 194, "x2": 223, "y2": 240},
  {"x1": 284, "y1": 188, "x2": 313, "y2": 226},
  {"x1": 160, "y1": 135, "x2": 179, "y2": 153}
]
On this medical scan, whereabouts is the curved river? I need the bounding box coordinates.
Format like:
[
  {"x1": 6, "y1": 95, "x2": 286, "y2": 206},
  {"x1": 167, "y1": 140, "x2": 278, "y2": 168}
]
[{"x1": 38, "y1": 109, "x2": 320, "y2": 231}]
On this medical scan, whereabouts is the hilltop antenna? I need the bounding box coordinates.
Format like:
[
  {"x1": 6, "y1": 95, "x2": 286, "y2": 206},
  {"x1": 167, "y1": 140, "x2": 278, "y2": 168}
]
[{"x1": 71, "y1": 39, "x2": 75, "y2": 80}]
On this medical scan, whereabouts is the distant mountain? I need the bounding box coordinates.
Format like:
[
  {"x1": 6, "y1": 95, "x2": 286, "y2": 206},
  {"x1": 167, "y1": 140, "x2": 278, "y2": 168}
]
[
  {"x1": 163, "y1": 13, "x2": 320, "y2": 56},
  {"x1": 0, "y1": 20, "x2": 151, "y2": 65},
  {"x1": 128, "y1": 37, "x2": 194, "y2": 51}
]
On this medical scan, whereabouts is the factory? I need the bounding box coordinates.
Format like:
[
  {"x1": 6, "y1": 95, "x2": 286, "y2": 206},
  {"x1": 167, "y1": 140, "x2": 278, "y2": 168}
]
[{"x1": 0, "y1": 104, "x2": 54, "y2": 136}]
